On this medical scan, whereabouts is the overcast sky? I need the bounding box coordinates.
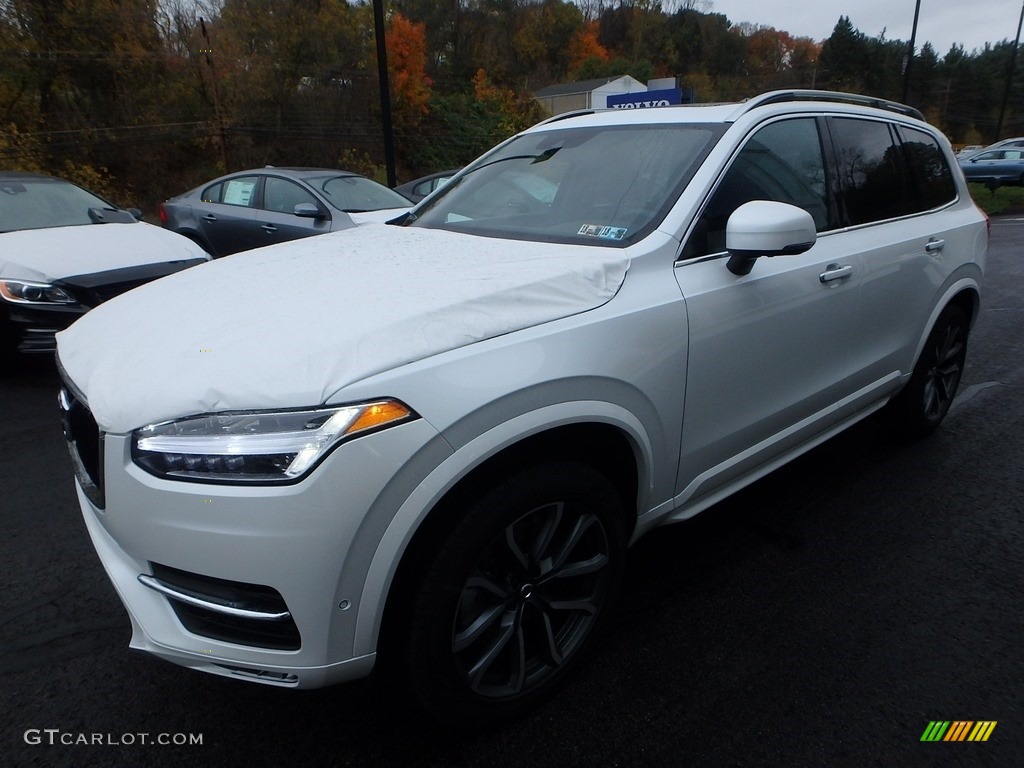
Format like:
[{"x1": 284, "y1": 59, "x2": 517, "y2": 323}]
[{"x1": 710, "y1": 0, "x2": 1021, "y2": 55}]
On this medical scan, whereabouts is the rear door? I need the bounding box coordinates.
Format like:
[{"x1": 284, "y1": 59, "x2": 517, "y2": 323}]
[
  {"x1": 673, "y1": 116, "x2": 869, "y2": 504},
  {"x1": 824, "y1": 117, "x2": 961, "y2": 382},
  {"x1": 196, "y1": 175, "x2": 262, "y2": 256}
]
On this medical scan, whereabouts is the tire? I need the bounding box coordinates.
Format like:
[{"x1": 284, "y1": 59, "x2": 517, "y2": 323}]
[
  {"x1": 887, "y1": 304, "x2": 969, "y2": 437},
  {"x1": 403, "y1": 461, "x2": 627, "y2": 727}
]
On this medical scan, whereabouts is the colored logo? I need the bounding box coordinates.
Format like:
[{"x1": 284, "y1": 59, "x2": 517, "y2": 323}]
[{"x1": 920, "y1": 721, "x2": 997, "y2": 742}]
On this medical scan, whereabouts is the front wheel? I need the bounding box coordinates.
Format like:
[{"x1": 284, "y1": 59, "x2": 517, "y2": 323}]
[
  {"x1": 404, "y1": 461, "x2": 627, "y2": 727},
  {"x1": 886, "y1": 304, "x2": 970, "y2": 437}
]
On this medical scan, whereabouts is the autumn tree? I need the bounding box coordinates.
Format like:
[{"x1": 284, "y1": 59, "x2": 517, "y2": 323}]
[
  {"x1": 472, "y1": 68, "x2": 547, "y2": 135},
  {"x1": 788, "y1": 37, "x2": 822, "y2": 88},
  {"x1": 513, "y1": 0, "x2": 585, "y2": 85},
  {"x1": 568, "y1": 20, "x2": 610, "y2": 74},
  {"x1": 388, "y1": 12, "x2": 432, "y2": 126},
  {"x1": 1, "y1": 0, "x2": 1019, "y2": 210}
]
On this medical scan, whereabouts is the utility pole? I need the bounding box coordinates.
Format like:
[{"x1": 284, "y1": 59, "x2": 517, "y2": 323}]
[
  {"x1": 372, "y1": 0, "x2": 397, "y2": 188},
  {"x1": 995, "y1": 1, "x2": 1024, "y2": 141},
  {"x1": 200, "y1": 17, "x2": 229, "y2": 171},
  {"x1": 902, "y1": 0, "x2": 922, "y2": 104}
]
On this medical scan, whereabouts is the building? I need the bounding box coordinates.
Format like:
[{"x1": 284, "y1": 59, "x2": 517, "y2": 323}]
[{"x1": 534, "y1": 75, "x2": 648, "y2": 115}]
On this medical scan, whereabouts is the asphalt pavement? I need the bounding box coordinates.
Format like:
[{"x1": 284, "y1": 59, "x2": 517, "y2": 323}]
[{"x1": 2, "y1": 218, "x2": 1022, "y2": 767}]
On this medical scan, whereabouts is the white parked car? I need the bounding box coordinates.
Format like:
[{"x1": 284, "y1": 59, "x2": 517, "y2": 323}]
[
  {"x1": 0, "y1": 172, "x2": 210, "y2": 356},
  {"x1": 56, "y1": 91, "x2": 987, "y2": 725}
]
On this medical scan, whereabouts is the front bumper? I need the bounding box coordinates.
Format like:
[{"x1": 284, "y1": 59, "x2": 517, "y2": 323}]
[
  {"x1": 2, "y1": 303, "x2": 86, "y2": 353},
  {"x1": 72, "y1": 418, "x2": 449, "y2": 689}
]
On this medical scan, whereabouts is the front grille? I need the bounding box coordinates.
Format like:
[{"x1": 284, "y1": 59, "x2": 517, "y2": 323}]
[
  {"x1": 151, "y1": 564, "x2": 301, "y2": 651},
  {"x1": 88, "y1": 278, "x2": 154, "y2": 305},
  {"x1": 58, "y1": 382, "x2": 104, "y2": 508}
]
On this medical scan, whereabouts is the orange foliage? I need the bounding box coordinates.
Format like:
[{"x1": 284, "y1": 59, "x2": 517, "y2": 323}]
[
  {"x1": 568, "y1": 21, "x2": 609, "y2": 71},
  {"x1": 387, "y1": 13, "x2": 432, "y2": 122},
  {"x1": 746, "y1": 27, "x2": 794, "y2": 75},
  {"x1": 473, "y1": 68, "x2": 512, "y2": 105},
  {"x1": 473, "y1": 69, "x2": 545, "y2": 135},
  {"x1": 790, "y1": 37, "x2": 822, "y2": 67}
]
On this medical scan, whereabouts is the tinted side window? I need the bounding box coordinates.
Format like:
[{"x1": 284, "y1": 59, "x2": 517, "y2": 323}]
[
  {"x1": 828, "y1": 118, "x2": 911, "y2": 225},
  {"x1": 200, "y1": 182, "x2": 221, "y2": 203},
  {"x1": 899, "y1": 127, "x2": 956, "y2": 211},
  {"x1": 263, "y1": 177, "x2": 318, "y2": 214},
  {"x1": 683, "y1": 118, "x2": 833, "y2": 259}
]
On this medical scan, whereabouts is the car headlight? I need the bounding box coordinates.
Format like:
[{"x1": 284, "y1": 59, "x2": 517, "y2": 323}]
[
  {"x1": 132, "y1": 400, "x2": 415, "y2": 483},
  {"x1": 0, "y1": 278, "x2": 77, "y2": 305}
]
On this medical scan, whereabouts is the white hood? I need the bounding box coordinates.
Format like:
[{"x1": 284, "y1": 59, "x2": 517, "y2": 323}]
[
  {"x1": 57, "y1": 224, "x2": 629, "y2": 433},
  {"x1": 0, "y1": 222, "x2": 208, "y2": 283}
]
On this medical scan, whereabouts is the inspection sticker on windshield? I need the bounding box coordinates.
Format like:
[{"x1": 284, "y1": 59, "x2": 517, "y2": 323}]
[{"x1": 578, "y1": 224, "x2": 628, "y2": 241}]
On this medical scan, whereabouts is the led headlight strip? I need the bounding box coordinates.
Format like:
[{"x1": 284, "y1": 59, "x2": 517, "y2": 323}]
[
  {"x1": 0, "y1": 279, "x2": 77, "y2": 305},
  {"x1": 133, "y1": 400, "x2": 414, "y2": 483}
]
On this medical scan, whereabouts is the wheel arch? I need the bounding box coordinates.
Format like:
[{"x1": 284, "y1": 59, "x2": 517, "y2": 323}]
[
  {"x1": 910, "y1": 279, "x2": 981, "y2": 369},
  {"x1": 172, "y1": 228, "x2": 214, "y2": 256},
  {"x1": 358, "y1": 408, "x2": 649, "y2": 661}
]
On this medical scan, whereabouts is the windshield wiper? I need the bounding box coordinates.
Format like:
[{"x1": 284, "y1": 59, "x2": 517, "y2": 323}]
[
  {"x1": 468, "y1": 147, "x2": 562, "y2": 175},
  {"x1": 398, "y1": 146, "x2": 563, "y2": 227}
]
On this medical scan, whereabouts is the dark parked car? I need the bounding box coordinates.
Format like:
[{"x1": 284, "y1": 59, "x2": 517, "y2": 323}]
[
  {"x1": 0, "y1": 171, "x2": 209, "y2": 356},
  {"x1": 959, "y1": 148, "x2": 1024, "y2": 186},
  {"x1": 394, "y1": 169, "x2": 460, "y2": 202},
  {"x1": 160, "y1": 167, "x2": 412, "y2": 257}
]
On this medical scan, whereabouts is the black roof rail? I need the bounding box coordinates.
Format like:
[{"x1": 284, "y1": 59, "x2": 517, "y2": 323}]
[
  {"x1": 737, "y1": 90, "x2": 925, "y2": 121},
  {"x1": 535, "y1": 109, "x2": 596, "y2": 127}
]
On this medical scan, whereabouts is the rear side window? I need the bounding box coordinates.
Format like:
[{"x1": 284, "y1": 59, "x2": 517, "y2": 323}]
[
  {"x1": 202, "y1": 176, "x2": 259, "y2": 208},
  {"x1": 898, "y1": 127, "x2": 956, "y2": 211},
  {"x1": 828, "y1": 118, "x2": 912, "y2": 225}
]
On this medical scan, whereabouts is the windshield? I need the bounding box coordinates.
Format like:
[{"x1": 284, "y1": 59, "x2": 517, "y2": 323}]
[
  {"x1": 0, "y1": 178, "x2": 121, "y2": 233},
  {"x1": 308, "y1": 174, "x2": 411, "y2": 212},
  {"x1": 408, "y1": 123, "x2": 722, "y2": 246}
]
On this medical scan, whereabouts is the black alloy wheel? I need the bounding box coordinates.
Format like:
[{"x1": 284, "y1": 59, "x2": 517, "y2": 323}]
[
  {"x1": 405, "y1": 461, "x2": 627, "y2": 726},
  {"x1": 888, "y1": 304, "x2": 970, "y2": 437}
]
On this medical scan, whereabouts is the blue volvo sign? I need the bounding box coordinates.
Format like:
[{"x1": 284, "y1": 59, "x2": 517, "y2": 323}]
[{"x1": 606, "y1": 87, "x2": 683, "y2": 109}]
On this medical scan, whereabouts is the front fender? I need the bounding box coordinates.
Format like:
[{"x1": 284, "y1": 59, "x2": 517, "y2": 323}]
[{"x1": 350, "y1": 399, "x2": 656, "y2": 657}]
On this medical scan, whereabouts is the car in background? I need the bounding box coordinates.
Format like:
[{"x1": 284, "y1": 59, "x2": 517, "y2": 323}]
[
  {"x1": 955, "y1": 144, "x2": 983, "y2": 158},
  {"x1": 160, "y1": 167, "x2": 412, "y2": 257},
  {"x1": 394, "y1": 169, "x2": 460, "y2": 202},
  {"x1": 0, "y1": 171, "x2": 210, "y2": 357},
  {"x1": 984, "y1": 136, "x2": 1024, "y2": 152},
  {"x1": 959, "y1": 148, "x2": 1024, "y2": 186}
]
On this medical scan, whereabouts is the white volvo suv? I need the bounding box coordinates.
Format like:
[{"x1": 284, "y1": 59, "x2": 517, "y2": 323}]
[{"x1": 56, "y1": 91, "x2": 987, "y2": 725}]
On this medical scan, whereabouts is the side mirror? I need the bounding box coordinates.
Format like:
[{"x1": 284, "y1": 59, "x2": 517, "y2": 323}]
[
  {"x1": 725, "y1": 200, "x2": 816, "y2": 276},
  {"x1": 293, "y1": 203, "x2": 322, "y2": 219}
]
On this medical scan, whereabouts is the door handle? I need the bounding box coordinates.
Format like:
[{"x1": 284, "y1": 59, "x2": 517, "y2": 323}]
[
  {"x1": 925, "y1": 238, "x2": 945, "y2": 253},
  {"x1": 261, "y1": 224, "x2": 278, "y2": 233},
  {"x1": 202, "y1": 214, "x2": 217, "y2": 222},
  {"x1": 819, "y1": 264, "x2": 853, "y2": 284}
]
